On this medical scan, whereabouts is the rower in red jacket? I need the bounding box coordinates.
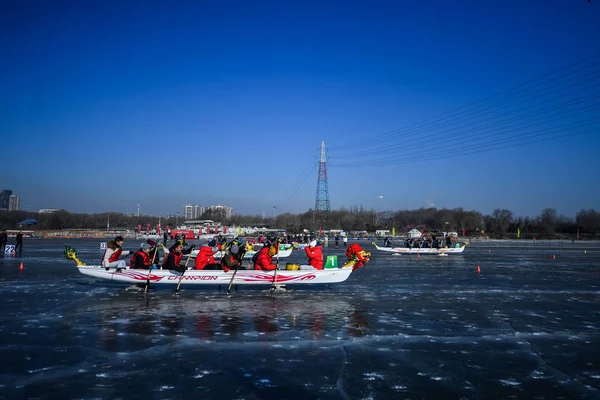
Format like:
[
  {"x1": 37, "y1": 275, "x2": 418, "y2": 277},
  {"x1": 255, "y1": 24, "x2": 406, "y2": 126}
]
[
  {"x1": 254, "y1": 244, "x2": 278, "y2": 271},
  {"x1": 195, "y1": 238, "x2": 221, "y2": 270},
  {"x1": 304, "y1": 240, "x2": 323, "y2": 270}
]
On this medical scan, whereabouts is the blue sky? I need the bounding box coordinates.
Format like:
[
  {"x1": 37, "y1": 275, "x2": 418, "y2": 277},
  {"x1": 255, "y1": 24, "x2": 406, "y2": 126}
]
[{"x1": 1, "y1": 0, "x2": 598, "y2": 218}]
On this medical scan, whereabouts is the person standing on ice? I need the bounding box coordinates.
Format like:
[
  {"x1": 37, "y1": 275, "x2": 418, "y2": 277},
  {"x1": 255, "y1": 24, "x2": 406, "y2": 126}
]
[
  {"x1": 101, "y1": 236, "x2": 134, "y2": 271},
  {"x1": 15, "y1": 231, "x2": 24, "y2": 252},
  {"x1": 0, "y1": 230, "x2": 7, "y2": 251},
  {"x1": 303, "y1": 239, "x2": 323, "y2": 270}
]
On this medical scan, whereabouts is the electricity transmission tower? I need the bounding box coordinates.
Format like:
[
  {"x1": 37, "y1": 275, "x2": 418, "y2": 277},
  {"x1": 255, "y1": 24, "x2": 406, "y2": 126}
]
[{"x1": 315, "y1": 141, "x2": 331, "y2": 212}]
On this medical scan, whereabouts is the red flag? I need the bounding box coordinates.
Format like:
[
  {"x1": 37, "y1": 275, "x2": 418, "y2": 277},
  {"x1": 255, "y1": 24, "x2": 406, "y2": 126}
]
[
  {"x1": 156, "y1": 224, "x2": 161, "y2": 235},
  {"x1": 577, "y1": 228, "x2": 580, "y2": 239},
  {"x1": 319, "y1": 226, "x2": 323, "y2": 236},
  {"x1": 137, "y1": 224, "x2": 142, "y2": 234},
  {"x1": 463, "y1": 228, "x2": 466, "y2": 237},
  {"x1": 146, "y1": 224, "x2": 150, "y2": 234}
]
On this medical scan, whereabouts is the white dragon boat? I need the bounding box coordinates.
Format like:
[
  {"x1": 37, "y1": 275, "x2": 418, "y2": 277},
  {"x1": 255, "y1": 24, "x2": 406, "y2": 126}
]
[
  {"x1": 74, "y1": 266, "x2": 353, "y2": 286},
  {"x1": 65, "y1": 246, "x2": 351, "y2": 287},
  {"x1": 372, "y1": 241, "x2": 468, "y2": 255}
]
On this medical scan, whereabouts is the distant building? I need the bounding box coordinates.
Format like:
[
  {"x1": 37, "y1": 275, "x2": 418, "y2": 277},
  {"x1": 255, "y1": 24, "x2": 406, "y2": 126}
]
[
  {"x1": 0, "y1": 189, "x2": 12, "y2": 210},
  {"x1": 184, "y1": 204, "x2": 233, "y2": 219},
  {"x1": 39, "y1": 209, "x2": 60, "y2": 214},
  {"x1": 8, "y1": 195, "x2": 19, "y2": 211},
  {"x1": 408, "y1": 229, "x2": 422, "y2": 239},
  {"x1": 207, "y1": 204, "x2": 233, "y2": 219},
  {"x1": 184, "y1": 204, "x2": 205, "y2": 220}
]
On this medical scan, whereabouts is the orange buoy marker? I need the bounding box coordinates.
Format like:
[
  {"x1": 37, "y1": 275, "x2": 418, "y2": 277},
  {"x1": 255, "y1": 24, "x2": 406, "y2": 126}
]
[
  {"x1": 19, "y1": 262, "x2": 24, "y2": 270},
  {"x1": 417, "y1": 254, "x2": 421, "y2": 259},
  {"x1": 476, "y1": 265, "x2": 480, "y2": 274},
  {"x1": 552, "y1": 254, "x2": 556, "y2": 259}
]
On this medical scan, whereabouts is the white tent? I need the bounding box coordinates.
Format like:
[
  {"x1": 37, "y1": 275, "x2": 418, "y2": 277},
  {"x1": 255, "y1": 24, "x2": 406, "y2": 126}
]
[{"x1": 408, "y1": 229, "x2": 422, "y2": 239}]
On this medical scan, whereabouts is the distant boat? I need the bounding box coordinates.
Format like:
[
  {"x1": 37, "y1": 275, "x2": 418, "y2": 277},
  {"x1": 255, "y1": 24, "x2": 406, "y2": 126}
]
[{"x1": 372, "y1": 241, "x2": 468, "y2": 255}]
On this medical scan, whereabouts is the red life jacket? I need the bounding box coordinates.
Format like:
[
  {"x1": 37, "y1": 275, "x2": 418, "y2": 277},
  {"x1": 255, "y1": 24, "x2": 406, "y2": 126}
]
[
  {"x1": 163, "y1": 250, "x2": 183, "y2": 267},
  {"x1": 101, "y1": 247, "x2": 122, "y2": 263},
  {"x1": 130, "y1": 250, "x2": 151, "y2": 268}
]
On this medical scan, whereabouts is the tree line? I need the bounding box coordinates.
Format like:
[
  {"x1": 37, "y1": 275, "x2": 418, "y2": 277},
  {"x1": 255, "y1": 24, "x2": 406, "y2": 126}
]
[{"x1": 1, "y1": 207, "x2": 599, "y2": 239}]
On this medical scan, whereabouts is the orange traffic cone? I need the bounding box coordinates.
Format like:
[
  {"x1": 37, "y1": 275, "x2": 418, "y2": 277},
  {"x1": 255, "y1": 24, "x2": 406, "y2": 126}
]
[
  {"x1": 476, "y1": 265, "x2": 480, "y2": 273},
  {"x1": 19, "y1": 262, "x2": 24, "y2": 270}
]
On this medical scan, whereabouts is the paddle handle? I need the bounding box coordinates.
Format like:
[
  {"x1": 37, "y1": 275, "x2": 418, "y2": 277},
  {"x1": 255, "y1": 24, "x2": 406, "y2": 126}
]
[
  {"x1": 175, "y1": 252, "x2": 193, "y2": 293},
  {"x1": 272, "y1": 243, "x2": 280, "y2": 289},
  {"x1": 144, "y1": 245, "x2": 162, "y2": 294}
]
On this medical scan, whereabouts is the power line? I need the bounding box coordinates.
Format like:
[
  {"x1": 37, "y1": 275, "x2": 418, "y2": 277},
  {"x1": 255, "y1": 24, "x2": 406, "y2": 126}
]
[
  {"x1": 333, "y1": 117, "x2": 600, "y2": 167},
  {"x1": 276, "y1": 147, "x2": 319, "y2": 206},
  {"x1": 326, "y1": 52, "x2": 600, "y2": 166},
  {"x1": 330, "y1": 51, "x2": 600, "y2": 152},
  {"x1": 332, "y1": 89, "x2": 600, "y2": 164}
]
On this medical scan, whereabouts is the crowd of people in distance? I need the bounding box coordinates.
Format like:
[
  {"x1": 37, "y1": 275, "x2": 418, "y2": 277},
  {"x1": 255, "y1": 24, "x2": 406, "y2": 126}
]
[{"x1": 99, "y1": 233, "x2": 371, "y2": 273}]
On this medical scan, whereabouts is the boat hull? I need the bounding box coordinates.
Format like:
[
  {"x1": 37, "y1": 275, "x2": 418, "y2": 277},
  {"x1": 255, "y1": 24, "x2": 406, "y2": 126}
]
[{"x1": 76, "y1": 265, "x2": 353, "y2": 286}]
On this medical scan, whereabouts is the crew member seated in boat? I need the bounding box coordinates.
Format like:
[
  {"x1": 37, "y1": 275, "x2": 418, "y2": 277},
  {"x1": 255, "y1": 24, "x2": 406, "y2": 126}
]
[
  {"x1": 253, "y1": 243, "x2": 278, "y2": 271},
  {"x1": 195, "y1": 238, "x2": 221, "y2": 270},
  {"x1": 221, "y1": 244, "x2": 246, "y2": 272},
  {"x1": 163, "y1": 242, "x2": 195, "y2": 273},
  {"x1": 445, "y1": 235, "x2": 452, "y2": 248},
  {"x1": 302, "y1": 239, "x2": 323, "y2": 270},
  {"x1": 383, "y1": 236, "x2": 392, "y2": 247},
  {"x1": 101, "y1": 236, "x2": 134, "y2": 271},
  {"x1": 130, "y1": 243, "x2": 153, "y2": 269},
  {"x1": 146, "y1": 240, "x2": 160, "y2": 266},
  {"x1": 431, "y1": 235, "x2": 439, "y2": 249}
]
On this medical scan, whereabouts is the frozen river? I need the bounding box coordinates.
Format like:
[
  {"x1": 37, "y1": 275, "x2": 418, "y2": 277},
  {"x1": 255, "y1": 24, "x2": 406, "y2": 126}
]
[{"x1": 1, "y1": 239, "x2": 599, "y2": 399}]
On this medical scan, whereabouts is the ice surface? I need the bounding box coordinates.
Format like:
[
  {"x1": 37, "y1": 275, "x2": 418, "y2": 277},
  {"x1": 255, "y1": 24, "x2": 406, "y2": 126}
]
[{"x1": 0, "y1": 239, "x2": 599, "y2": 398}]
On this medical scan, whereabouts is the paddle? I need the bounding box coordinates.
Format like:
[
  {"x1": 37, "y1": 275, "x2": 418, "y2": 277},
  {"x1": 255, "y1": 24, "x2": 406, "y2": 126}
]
[
  {"x1": 270, "y1": 240, "x2": 281, "y2": 291},
  {"x1": 174, "y1": 252, "x2": 193, "y2": 294},
  {"x1": 144, "y1": 243, "x2": 160, "y2": 294},
  {"x1": 226, "y1": 245, "x2": 246, "y2": 295},
  {"x1": 416, "y1": 239, "x2": 424, "y2": 258}
]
